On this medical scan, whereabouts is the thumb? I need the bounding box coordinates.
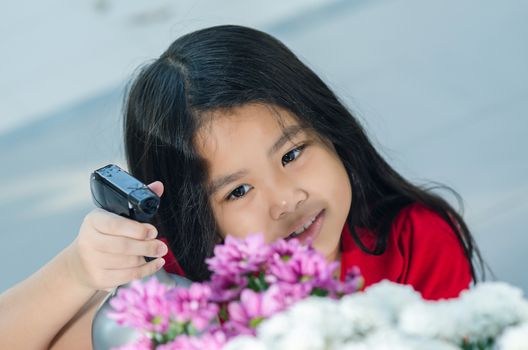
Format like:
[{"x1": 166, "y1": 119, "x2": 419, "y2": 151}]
[{"x1": 147, "y1": 181, "x2": 164, "y2": 197}]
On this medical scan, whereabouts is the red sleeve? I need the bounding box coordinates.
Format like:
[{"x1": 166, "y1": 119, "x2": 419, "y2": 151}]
[
  {"x1": 395, "y1": 204, "x2": 472, "y2": 300},
  {"x1": 159, "y1": 237, "x2": 186, "y2": 277}
]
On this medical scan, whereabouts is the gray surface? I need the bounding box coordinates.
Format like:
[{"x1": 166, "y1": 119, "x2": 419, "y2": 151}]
[{"x1": 1, "y1": 0, "x2": 527, "y2": 293}]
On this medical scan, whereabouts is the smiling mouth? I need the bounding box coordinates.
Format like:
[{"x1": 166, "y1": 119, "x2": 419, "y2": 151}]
[{"x1": 286, "y1": 210, "x2": 325, "y2": 242}]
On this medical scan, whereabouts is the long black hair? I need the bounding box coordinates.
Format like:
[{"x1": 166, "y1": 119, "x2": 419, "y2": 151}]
[{"x1": 124, "y1": 25, "x2": 484, "y2": 282}]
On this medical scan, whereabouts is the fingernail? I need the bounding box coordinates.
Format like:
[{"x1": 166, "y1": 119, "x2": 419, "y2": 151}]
[
  {"x1": 157, "y1": 243, "x2": 168, "y2": 256},
  {"x1": 157, "y1": 258, "x2": 165, "y2": 269},
  {"x1": 147, "y1": 229, "x2": 158, "y2": 239}
]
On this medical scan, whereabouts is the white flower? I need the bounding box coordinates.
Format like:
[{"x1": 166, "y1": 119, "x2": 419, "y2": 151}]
[
  {"x1": 360, "y1": 280, "x2": 423, "y2": 317},
  {"x1": 257, "y1": 311, "x2": 291, "y2": 343},
  {"x1": 458, "y1": 282, "x2": 528, "y2": 342},
  {"x1": 245, "y1": 281, "x2": 528, "y2": 350},
  {"x1": 497, "y1": 322, "x2": 528, "y2": 350},
  {"x1": 223, "y1": 335, "x2": 268, "y2": 350},
  {"x1": 258, "y1": 297, "x2": 338, "y2": 350},
  {"x1": 337, "y1": 293, "x2": 393, "y2": 340},
  {"x1": 399, "y1": 299, "x2": 468, "y2": 342},
  {"x1": 271, "y1": 327, "x2": 327, "y2": 350},
  {"x1": 366, "y1": 329, "x2": 460, "y2": 350},
  {"x1": 334, "y1": 280, "x2": 422, "y2": 342},
  {"x1": 460, "y1": 282, "x2": 528, "y2": 337},
  {"x1": 337, "y1": 329, "x2": 459, "y2": 350},
  {"x1": 335, "y1": 342, "x2": 370, "y2": 350},
  {"x1": 399, "y1": 282, "x2": 528, "y2": 345},
  {"x1": 258, "y1": 310, "x2": 327, "y2": 350}
]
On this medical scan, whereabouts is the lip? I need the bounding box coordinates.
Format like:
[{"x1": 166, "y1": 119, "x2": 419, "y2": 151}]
[{"x1": 285, "y1": 209, "x2": 325, "y2": 245}]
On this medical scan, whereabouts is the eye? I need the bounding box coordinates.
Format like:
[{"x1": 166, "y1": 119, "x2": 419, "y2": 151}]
[
  {"x1": 281, "y1": 145, "x2": 305, "y2": 166},
  {"x1": 227, "y1": 184, "x2": 253, "y2": 201}
]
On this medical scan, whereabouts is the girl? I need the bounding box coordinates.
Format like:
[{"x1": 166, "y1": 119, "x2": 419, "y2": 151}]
[{"x1": 0, "y1": 25, "x2": 484, "y2": 349}]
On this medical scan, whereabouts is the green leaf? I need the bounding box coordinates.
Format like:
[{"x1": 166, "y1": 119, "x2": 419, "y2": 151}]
[
  {"x1": 219, "y1": 304, "x2": 229, "y2": 322},
  {"x1": 310, "y1": 288, "x2": 329, "y2": 297},
  {"x1": 460, "y1": 337, "x2": 495, "y2": 350},
  {"x1": 249, "y1": 316, "x2": 265, "y2": 328},
  {"x1": 248, "y1": 272, "x2": 269, "y2": 292}
]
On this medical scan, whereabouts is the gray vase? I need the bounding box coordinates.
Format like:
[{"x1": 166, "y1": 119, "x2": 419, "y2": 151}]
[{"x1": 91, "y1": 269, "x2": 192, "y2": 350}]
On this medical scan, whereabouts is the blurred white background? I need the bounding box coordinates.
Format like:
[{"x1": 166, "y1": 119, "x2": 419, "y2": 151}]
[{"x1": 1, "y1": 0, "x2": 527, "y2": 293}]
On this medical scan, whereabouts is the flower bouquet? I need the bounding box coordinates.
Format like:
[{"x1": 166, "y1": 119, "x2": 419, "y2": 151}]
[
  {"x1": 107, "y1": 233, "x2": 363, "y2": 349},
  {"x1": 105, "y1": 233, "x2": 528, "y2": 350}
]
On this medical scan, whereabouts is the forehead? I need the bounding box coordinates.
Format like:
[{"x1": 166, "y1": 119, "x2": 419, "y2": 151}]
[{"x1": 195, "y1": 103, "x2": 300, "y2": 161}]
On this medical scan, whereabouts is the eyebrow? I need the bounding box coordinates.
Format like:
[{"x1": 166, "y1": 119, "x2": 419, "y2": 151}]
[
  {"x1": 267, "y1": 125, "x2": 304, "y2": 157},
  {"x1": 208, "y1": 125, "x2": 304, "y2": 196},
  {"x1": 208, "y1": 170, "x2": 249, "y2": 196}
]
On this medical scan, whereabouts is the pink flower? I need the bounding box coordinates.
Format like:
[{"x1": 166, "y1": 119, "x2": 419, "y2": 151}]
[
  {"x1": 157, "y1": 331, "x2": 227, "y2": 350},
  {"x1": 225, "y1": 285, "x2": 286, "y2": 335},
  {"x1": 272, "y1": 237, "x2": 308, "y2": 257},
  {"x1": 267, "y1": 238, "x2": 338, "y2": 291},
  {"x1": 274, "y1": 281, "x2": 312, "y2": 306},
  {"x1": 265, "y1": 239, "x2": 308, "y2": 283},
  {"x1": 108, "y1": 277, "x2": 171, "y2": 333},
  {"x1": 108, "y1": 233, "x2": 363, "y2": 349},
  {"x1": 206, "y1": 233, "x2": 272, "y2": 277},
  {"x1": 334, "y1": 266, "x2": 364, "y2": 296},
  {"x1": 208, "y1": 273, "x2": 248, "y2": 303},
  {"x1": 166, "y1": 283, "x2": 219, "y2": 331}
]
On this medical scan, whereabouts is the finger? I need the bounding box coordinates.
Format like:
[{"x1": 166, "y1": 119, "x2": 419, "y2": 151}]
[
  {"x1": 103, "y1": 258, "x2": 166, "y2": 287},
  {"x1": 88, "y1": 209, "x2": 158, "y2": 240},
  {"x1": 147, "y1": 181, "x2": 164, "y2": 198},
  {"x1": 92, "y1": 234, "x2": 168, "y2": 258},
  {"x1": 90, "y1": 251, "x2": 147, "y2": 270}
]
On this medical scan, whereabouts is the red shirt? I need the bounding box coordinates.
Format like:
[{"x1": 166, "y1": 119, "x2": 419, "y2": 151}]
[
  {"x1": 162, "y1": 203, "x2": 472, "y2": 300},
  {"x1": 340, "y1": 203, "x2": 472, "y2": 300}
]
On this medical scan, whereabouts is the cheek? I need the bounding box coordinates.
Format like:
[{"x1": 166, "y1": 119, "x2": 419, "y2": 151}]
[
  {"x1": 330, "y1": 160, "x2": 351, "y2": 199},
  {"x1": 213, "y1": 204, "x2": 267, "y2": 239},
  {"x1": 307, "y1": 150, "x2": 352, "y2": 206},
  {"x1": 305, "y1": 149, "x2": 350, "y2": 187},
  {"x1": 331, "y1": 163, "x2": 352, "y2": 207}
]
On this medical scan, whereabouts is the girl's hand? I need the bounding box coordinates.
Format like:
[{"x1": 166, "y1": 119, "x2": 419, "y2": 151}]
[{"x1": 66, "y1": 181, "x2": 167, "y2": 291}]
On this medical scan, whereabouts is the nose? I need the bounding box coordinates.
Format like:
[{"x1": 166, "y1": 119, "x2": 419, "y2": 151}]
[{"x1": 268, "y1": 178, "x2": 308, "y2": 220}]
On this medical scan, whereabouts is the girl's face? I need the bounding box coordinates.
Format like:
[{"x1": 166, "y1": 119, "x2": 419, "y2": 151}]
[{"x1": 196, "y1": 103, "x2": 352, "y2": 262}]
